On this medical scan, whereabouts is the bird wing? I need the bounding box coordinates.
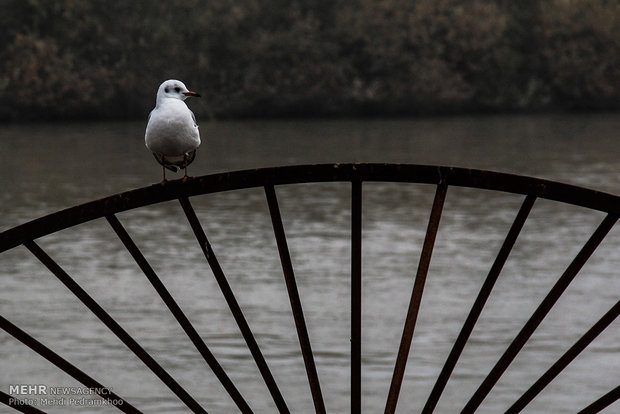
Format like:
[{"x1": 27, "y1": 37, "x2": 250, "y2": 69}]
[{"x1": 190, "y1": 109, "x2": 198, "y2": 128}]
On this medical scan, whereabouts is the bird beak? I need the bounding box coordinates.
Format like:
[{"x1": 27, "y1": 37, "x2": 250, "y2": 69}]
[{"x1": 183, "y1": 91, "x2": 201, "y2": 98}]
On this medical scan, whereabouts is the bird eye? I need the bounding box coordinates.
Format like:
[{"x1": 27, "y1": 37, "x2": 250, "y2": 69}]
[
  {"x1": 174, "y1": 87, "x2": 181, "y2": 93},
  {"x1": 164, "y1": 87, "x2": 169, "y2": 93}
]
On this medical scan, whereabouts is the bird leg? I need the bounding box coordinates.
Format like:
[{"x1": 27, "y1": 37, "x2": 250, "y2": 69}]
[
  {"x1": 183, "y1": 153, "x2": 189, "y2": 181},
  {"x1": 162, "y1": 165, "x2": 167, "y2": 183}
]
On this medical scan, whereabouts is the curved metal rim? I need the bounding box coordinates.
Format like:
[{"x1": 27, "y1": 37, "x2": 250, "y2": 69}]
[{"x1": 2, "y1": 163, "x2": 620, "y2": 253}]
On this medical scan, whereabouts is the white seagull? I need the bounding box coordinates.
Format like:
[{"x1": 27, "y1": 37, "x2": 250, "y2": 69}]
[{"x1": 145, "y1": 79, "x2": 201, "y2": 182}]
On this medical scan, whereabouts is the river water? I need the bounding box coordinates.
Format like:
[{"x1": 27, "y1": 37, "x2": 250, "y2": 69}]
[{"x1": 0, "y1": 114, "x2": 619, "y2": 413}]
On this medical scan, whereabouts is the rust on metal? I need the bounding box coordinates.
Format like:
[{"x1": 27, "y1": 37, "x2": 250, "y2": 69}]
[
  {"x1": 351, "y1": 180, "x2": 362, "y2": 414},
  {"x1": 1, "y1": 390, "x2": 48, "y2": 414},
  {"x1": 422, "y1": 194, "x2": 537, "y2": 414},
  {"x1": 264, "y1": 185, "x2": 325, "y2": 414},
  {"x1": 506, "y1": 299, "x2": 620, "y2": 413},
  {"x1": 577, "y1": 385, "x2": 620, "y2": 414},
  {"x1": 178, "y1": 196, "x2": 282, "y2": 414},
  {"x1": 0, "y1": 316, "x2": 141, "y2": 413},
  {"x1": 385, "y1": 183, "x2": 448, "y2": 414},
  {"x1": 1, "y1": 164, "x2": 619, "y2": 413},
  {"x1": 22, "y1": 240, "x2": 207, "y2": 414},
  {"x1": 105, "y1": 214, "x2": 248, "y2": 412},
  {"x1": 462, "y1": 213, "x2": 619, "y2": 413},
  {"x1": 4, "y1": 164, "x2": 620, "y2": 254}
]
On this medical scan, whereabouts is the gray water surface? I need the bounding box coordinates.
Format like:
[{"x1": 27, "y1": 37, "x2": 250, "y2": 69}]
[{"x1": 1, "y1": 115, "x2": 619, "y2": 413}]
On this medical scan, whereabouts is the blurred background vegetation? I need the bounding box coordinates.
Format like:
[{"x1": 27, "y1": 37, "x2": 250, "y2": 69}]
[{"x1": 0, "y1": 0, "x2": 618, "y2": 121}]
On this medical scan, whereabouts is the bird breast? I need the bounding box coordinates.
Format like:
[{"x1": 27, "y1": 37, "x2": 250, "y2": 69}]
[{"x1": 145, "y1": 100, "x2": 200, "y2": 156}]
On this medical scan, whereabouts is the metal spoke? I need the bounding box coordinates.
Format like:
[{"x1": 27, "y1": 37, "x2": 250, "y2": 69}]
[
  {"x1": 264, "y1": 185, "x2": 326, "y2": 414},
  {"x1": 385, "y1": 183, "x2": 448, "y2": 414},
  {"x1": 1, "y1": 164, "x2": 618, "y2": 413},
  {"x1": 1, "y1": 390, "x2": 47, "y2": 414},
  {"x1": 422, "y1": 195, "x2": 536, "y2": 413},
  {"x1": 106, "y1": 214, "x2": 251, "y2": 412},
  {"x1": 577, "y1": 385, "x2": 620, "y2": 414},
  {"x1": 506, "y1": 299, "x2": 620, "y2": 413},
  {"x1": 23, "y1": 240, "x2": 206, "y2": 414},
  {"x1": 351, "y1": 180, "x2": 362, "y2": 414},
  {"x1": 179, "y1": 196, "x2": 286, "y2": 413},
  {"x1": 0, "y1": 314, "x2": 141, "y2": 413},
  {"x1": 462, "y1": 213, "x2": 618, "y2": 413}
]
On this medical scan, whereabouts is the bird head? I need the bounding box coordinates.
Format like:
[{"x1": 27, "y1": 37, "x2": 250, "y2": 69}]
[{"x1": 156, "y1": 79, "x2": 201, "y2": 104}]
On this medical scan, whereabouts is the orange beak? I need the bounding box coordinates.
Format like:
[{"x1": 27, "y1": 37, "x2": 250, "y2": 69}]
[{"x1": 183, "y1": 91, "x2": 201, "y2": 97}]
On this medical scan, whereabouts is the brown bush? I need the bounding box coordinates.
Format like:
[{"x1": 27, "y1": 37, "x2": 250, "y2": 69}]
[{"x1": 0, "y1": 0, "x2": 618, "y2": 120}]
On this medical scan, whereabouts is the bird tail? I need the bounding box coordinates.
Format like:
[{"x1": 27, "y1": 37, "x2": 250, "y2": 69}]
[
  {"x1": 152, "y1": 151, "x2": 196, "y2": 172},
  {"x1": 152, "y1": 153, "x2": 179, "y2": 171}
]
